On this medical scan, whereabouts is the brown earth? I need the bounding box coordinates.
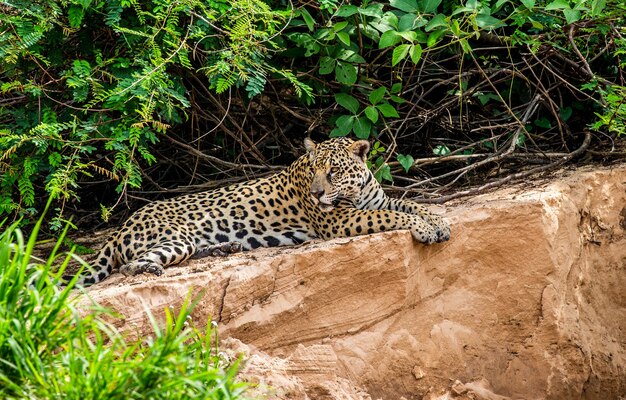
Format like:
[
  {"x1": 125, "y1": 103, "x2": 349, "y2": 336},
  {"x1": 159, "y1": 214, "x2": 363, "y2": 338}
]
[{"x1": 78, "y1": 165, "x2": 626, "y2": 400}]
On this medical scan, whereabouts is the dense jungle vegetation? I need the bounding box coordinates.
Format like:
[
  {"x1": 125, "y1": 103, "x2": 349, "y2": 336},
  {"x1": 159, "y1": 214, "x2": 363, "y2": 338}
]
[{"x1": 1, "y1": 0, "x2": 625, "y2": 230}]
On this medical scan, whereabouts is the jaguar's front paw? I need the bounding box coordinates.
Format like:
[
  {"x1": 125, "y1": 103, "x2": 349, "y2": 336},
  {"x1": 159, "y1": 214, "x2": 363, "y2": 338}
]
[
  {"x1": 434, "y1": 219, "x2": 451, "y2": 242},
  {"x1": 422, "y1": 214, "x2": 450, "y2": 242},
  {"x1": 120, "y1": 261, "x2": 164, "y2": 277},
  {"x1": 411, "y1": 220, "x2": 439, "y2": 244}
]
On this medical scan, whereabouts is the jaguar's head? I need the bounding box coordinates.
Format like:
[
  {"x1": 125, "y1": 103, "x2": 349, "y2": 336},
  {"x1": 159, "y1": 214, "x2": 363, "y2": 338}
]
[{"x1": 304, "y1": 137, "x2": 370, "y2": 212}]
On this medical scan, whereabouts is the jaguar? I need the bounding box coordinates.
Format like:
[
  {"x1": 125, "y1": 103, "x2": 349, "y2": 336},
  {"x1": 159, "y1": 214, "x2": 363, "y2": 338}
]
[{"x1": 68, "y1": 137, "x2": 450, "y2": 285}]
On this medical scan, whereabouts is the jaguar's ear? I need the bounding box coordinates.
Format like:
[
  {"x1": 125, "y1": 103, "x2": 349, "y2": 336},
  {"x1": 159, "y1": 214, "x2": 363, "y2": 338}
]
[
  {"x1": 304, "y1": 137, "x2": 317, "y2": 155},
  {"x1": 349, "y1": 140, "x2": 370, "y2": 161}
]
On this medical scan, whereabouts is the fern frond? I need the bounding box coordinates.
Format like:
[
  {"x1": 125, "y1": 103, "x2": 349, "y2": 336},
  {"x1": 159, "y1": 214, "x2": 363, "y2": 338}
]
[
  {"x1": 90, "y1": 164, "x2": 120, "y2": 181},
  {"x1": 150, "y1": 120, "x2": 170, "y2": 133},
  {"x1": 216, "y1": 72, "x2": 238, "y2": 94},
  {"x1": 113, "y1": 25, "x2": 153, "y2": 39},
  {"x1": 0, "y1": 146, "x2": 19, "y2": 162}
]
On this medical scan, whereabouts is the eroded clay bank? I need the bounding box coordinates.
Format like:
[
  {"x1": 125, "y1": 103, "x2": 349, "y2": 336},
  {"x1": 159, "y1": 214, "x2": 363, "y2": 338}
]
[{"x1": 79, "y1": 165, "x2": 626, "y2": 400}]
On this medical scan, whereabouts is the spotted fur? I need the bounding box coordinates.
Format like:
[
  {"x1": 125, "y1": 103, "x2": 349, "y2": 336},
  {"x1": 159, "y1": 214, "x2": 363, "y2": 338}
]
[{"x1": 69, "y1": 138, "x2": 450, "y2": 286}]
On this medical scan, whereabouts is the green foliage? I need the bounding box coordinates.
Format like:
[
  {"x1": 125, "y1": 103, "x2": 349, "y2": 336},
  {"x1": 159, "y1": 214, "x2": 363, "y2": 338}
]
[
  {"x1": 588, "y1": 82, "x2": 626, "y2": 136},
  {"x1": 329, "y1": 87, "x2": 400, "y2": 138},
  {"x1": 1, "y1": 0, "x2": 625, "y2": 224},
  {"x1": 397, "y1": 153, "x2": 414, "y2": 172},
  {"x1": 0, "y1": 0, "x2": 309, "y2": 225},
  {"x1": 433, "y1": 144, "x2": 451, "y2": 156},
  {"x1": 283, "y1": 0, "x2": 625, "y2": 179},
  {"x1": 0, "y1": 212, "x2": 247, "y2": 399},
  {"x1": 366, "y1": 141, "x2": 393, "y2": 182}
]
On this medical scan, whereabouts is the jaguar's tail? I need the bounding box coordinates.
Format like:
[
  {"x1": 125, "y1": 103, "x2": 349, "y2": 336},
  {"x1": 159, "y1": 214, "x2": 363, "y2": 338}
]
[{"x1": 61, "y1": 241, "x2": 116, "y2": 287}]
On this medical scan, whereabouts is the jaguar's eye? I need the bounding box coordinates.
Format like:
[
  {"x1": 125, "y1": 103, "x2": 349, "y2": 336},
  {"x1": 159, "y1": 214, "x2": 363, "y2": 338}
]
[{"x1": 329, "y1": 166, "x2": 339, "y2": 175}]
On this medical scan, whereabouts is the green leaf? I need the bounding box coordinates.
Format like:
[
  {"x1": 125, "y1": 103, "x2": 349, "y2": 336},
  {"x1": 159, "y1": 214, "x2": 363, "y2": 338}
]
[
  {"x1": 389, "y1": 0, "x2": 418, "y2": 13},
  {"x1": 379, "y1": 30, "x2": 402, "y2": 49},
  {"x1": 330, "y1": 128, "x2": 347, "y2": 137},
  {"x1": 336, "y1": 5, "x2": 359, "y2": 17},
  {"x1": 433, "y1": 144, "x2": 451, "y2": 155},
  {"x1": 409, "y1": 44, "x2": 422, "y2": 64},
  {"x1": 529, "y1": 18, "x2": 545, "y2": 30},
  {"x1": 369, "y1": 11, "x2": 399, "y2": 33},
  {"x1": 315, "y1": 28, "x2": 333, "y2": 41},
  {"x1": 545, "y1": 0, "x2": 570, "y2": 10},
  {"x1": 534, "y1": 117, "x2": 552, "y2": 129},
  {"x1": 459, "y1": 38, "x2": 472, "y2": 53},
  {"x1": 72, "y1": 59, "x2": 91, "y2": 77},
  {"x1": 392, "y1": 44, "x2": 411, "y2": 66},
  {"x1": 48, "y1": 152, "x2": 62, "y2": 167},
  {"x1": 369, "y1": 87, "x2": 386, "y2": 105},
  {"x1": 421, "y1": 0, "x2": 442, "y2": 13},
  {"x1": 353, "y1": 116, "x2": 373, "y2": 139},
  {"x1": 319, "y1": 57, "x2": 336, "y2": 75},
  {"x1": 562, "y1": 8, "x2": 581, "y2": 23},
  {"x1": 559, "y1": 106, "x2": 573, "y2": 121},
  {"x1": 591, "y1": 0, "x2": 607, "y2": 16},
  {"x1": 391, "y1": 82, "x2": 402, "y2": 94},
  {"x1": 521, "y1": 0, "x2": 536, "y2": 9},
  {"x1": 399, "y1": 13, "x2": 422, "y2": 31},
  {"x1": 452, "y1": 5, "x2": 474, "y2": 16},
  {"x1": 516, "y1": 132, "x2": 526, "y2": 147},
  {"x1": 495, "y1": 0, "x2": 508, "y2": 9},
  {"x1": 336, "y1": 49, "x2": 366, "y2": 63},
  {"x1": 68, "y1": 5, "x2": 85, "y2": 28},
  {"x1": 299, "y1": 8, "x2": 315, "y2": 31},
  {"x1": 335, "y1": 93, "x2": 360, "y2": 114},
  {"x1": 427, "y1": 29, "x2": 447, "y2": 47},
  {"x1": 335, "y1": 115, "x2": 355, "y2": 135},
  {"x1": 397, "y1": 154, "x2": 414, "y2": 172},
  {"x1": 333, "y1": 21, "x2": 349, "y2": 32},
  {"x1": 397, "y1": 32, "x2": 417, "y2": 44},
  {"x1": 475, "y1": 92, "x2": 500, "y2": 105},
  {"x1": 450, "y1": 19, "x2": 462, "y2": 36},
  {"x1": 358, "y1": 3, "x2": 384, "y2": 17},
  {"x1": 371, "y1": 141, "x2": 386, "y2": 155},
  {"x1": 376, "y1": 103, "x2": 400, "y2": 118},
  {"x1": 475, "y1": 14, "x2": 505, "y2": 29},
  {"x1": 425, "y1": 14, "x2": 448, "y2": 32},
  {"x1": 364, "y1": 106, "x2": 379, "y2": 123},
  {"x1": 375, "y1": 161, "x2": 393, "y2": 182},
  {"x1": 337, "y1": 32, "x2": 351, "y2": 46},
  {"x1": 335, "y1": 61, "x2": 358, "y2": 85}
]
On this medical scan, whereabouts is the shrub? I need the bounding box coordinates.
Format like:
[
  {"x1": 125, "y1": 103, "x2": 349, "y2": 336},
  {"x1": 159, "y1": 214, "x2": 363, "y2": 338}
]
[{"x1": 0, "y1": 0, "x2": 308, "y2": 227}]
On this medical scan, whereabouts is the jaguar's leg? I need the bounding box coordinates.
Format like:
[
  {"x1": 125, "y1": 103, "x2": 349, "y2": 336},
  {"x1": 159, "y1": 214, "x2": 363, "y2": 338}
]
[
  {"x1": 119, "y1": 239, "x2": 195, "y2": 276},
  {"x1": 319, "y1": 208, "x2": 440, "y2": 244},
  {"x1": 387, "y1": 198, "x2": 450, "y2": 242},
  {"x1": 192, "y1": 241, "x2": 243, "y2": 259},
  {"x1": 355, "y1": 182, "x2": 450, "y2": 243}
]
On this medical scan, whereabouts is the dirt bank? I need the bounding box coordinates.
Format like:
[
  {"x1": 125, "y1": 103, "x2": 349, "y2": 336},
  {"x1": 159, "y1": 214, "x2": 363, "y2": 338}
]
[{"x1": 79, "y1": 165, "x2": 626, "y2": 399}]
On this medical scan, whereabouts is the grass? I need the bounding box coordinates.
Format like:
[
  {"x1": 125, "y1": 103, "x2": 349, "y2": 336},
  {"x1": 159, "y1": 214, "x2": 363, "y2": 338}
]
[{"x1": 0, "y1": 213, "x2": 249, "y2": 399}]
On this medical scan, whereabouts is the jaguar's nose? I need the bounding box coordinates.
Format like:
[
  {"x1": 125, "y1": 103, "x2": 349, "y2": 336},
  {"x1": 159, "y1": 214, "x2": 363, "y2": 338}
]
[{"x1": 311, "y1": 188, "x2": 325, "y2": 199}]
